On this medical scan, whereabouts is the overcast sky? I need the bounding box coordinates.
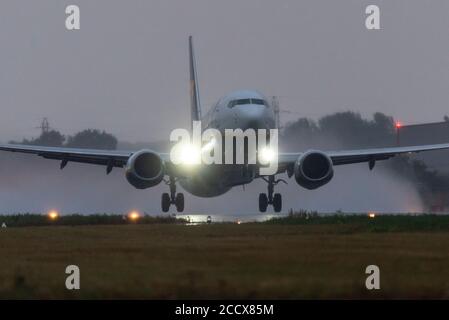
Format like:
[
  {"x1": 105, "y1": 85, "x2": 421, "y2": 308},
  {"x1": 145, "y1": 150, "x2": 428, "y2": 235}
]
[{"x1": 0, "y1": 0, "x2": 448, "y2": 143}]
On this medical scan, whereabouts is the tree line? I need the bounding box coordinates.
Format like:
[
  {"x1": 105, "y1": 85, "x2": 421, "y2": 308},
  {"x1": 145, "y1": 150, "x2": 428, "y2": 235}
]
[
  {"x1": 281, "y1": 111, "x2": 449, "y2": 211},
  {"x1": 10, "y1": 128, "x2": 118, "y2": 150}
]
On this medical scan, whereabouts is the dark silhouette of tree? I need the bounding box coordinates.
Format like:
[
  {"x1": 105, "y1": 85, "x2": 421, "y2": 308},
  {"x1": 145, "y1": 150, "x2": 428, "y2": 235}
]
[
  {"x1": 372, "y1": 112, "x2": 395, "y2": 135},
  {"x1": 444, "y1": 115, "x2": 449, "y2": 122},
  {"x1": 282, "y1": 118, "x2": 319, "y2": 149},
  {"x1": 65, "y1": 129, "x2": 117, "y2": 150},
  {"x1": 11, "y1": 128, "x2": 118, "y2": 150},
  {"x1": 284, "y1": 118, "x2": 319, "y2": 136},
  {"x1": 13, "y1": 130, "x2": 66, "y2": 147},
  {"x1": 282, "y1": 111, "x2": 449, "y2": 210},
  {"x1": 281, "y1": 111, "x2": 396, "y2": 150}
]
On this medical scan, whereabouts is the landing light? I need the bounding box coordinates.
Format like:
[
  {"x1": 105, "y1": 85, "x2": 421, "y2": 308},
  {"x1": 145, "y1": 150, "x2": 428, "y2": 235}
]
[
  {"x1": 48, "y1": 210, "x2": 59, "y2": 220},
  {"x1": 171, "y1": 143, "x2": 201, "y2": 165},
  {"x1": 368, "y1": 212, "x2": 376, "y2": 218},
  {"x1": 259, "y1": 147, "x2": 277, "y2": 163},
  {"x1": 180, "y1": 143, "x2": 201, "y2": 165},
  {"x1": 172, "y1": 139, "x2": 217, "y2": 165}
]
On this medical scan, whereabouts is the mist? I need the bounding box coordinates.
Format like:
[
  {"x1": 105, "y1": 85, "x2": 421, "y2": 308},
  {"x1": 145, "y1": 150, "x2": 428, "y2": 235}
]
[{"x1": 0, "y1": 151, "x2": 423, "y2": 215}]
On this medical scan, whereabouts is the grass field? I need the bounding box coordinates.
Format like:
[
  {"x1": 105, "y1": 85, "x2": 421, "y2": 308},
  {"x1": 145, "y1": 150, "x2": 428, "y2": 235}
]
[{"x1": 2, "y1": 215, "x2": 449, "y2": 299}]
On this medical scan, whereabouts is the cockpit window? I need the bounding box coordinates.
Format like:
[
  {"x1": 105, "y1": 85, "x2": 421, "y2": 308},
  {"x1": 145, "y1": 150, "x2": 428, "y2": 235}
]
[
  {"x1": 252, "y1": 99, "x2": 266, "y2": 105},
  {"x1": 228, "y1": 98, "x2": 267, "y2": 108}
]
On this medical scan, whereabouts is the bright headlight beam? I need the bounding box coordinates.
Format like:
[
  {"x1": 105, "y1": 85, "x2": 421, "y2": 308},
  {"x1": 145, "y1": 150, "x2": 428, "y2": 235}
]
[
  {"x1": 173, "y1": 139, "x2": 216, "y2": 166},
  {"x1": 174, "y1": 143, "x2": 201, "y2": 165},
  {"x1": 259, "y1": 147, "x2": 276, "y2": 164}
]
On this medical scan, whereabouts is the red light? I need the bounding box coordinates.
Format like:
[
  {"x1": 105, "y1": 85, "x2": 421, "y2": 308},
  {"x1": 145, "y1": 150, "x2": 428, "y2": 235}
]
[{"x1": 395, "y1": 121, "x2": 402, "y2": 129}]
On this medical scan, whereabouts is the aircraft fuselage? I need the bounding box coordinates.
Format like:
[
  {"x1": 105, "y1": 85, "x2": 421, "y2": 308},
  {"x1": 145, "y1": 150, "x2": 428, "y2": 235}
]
[{"x1": 179, "y1": 90, "x2": 277, "y2": 197}]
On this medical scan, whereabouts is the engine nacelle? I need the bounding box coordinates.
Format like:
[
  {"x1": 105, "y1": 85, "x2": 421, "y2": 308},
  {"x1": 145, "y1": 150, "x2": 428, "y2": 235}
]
[
  {"x1": 125, "y1": 150, "x2": 165, "y2": 189},
  {"x1": 294, "y1": 150, "x2": 334, "y2": 190}
]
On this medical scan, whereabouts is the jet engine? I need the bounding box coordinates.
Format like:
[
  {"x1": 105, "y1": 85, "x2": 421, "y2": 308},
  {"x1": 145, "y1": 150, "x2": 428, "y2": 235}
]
[
  {"x1": 294, "y1": 150, "x2": 334, "y2": 190},
  {"x1": 125, "y1": 150, "x2": 165, "y2": 189}
]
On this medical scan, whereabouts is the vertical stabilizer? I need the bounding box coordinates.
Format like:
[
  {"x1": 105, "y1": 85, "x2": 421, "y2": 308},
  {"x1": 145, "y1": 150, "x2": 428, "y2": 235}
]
[{"x1": 189, "y1": 36, "x2": 202, "y2": 127}]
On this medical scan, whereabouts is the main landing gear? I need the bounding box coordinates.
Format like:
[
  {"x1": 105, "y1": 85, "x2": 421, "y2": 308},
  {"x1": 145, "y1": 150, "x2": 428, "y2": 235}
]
[
  {"x1": 162, "y1": 176, "x2": 184, "y2": 212},
  {"x1": 259, "y1": 176, "x2": 286, "y2": 213}
]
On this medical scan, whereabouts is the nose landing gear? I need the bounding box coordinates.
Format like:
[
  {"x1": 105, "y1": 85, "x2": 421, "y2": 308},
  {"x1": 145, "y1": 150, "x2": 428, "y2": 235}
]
[
  {"x1": 259, "y1": 176, "x2": 286, "y2": 213},
  {"x1": 162, "y1": 176, "x2": 184, "y2": 212}
]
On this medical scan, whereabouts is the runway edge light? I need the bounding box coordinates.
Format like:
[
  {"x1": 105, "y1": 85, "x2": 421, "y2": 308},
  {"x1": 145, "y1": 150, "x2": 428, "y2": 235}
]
[
  {"x1": 48, "y1": 210, "x2": 59, "y2": 221},
  {"x1": 127, "y1": 210, "x2": 141, "y2": 222}
]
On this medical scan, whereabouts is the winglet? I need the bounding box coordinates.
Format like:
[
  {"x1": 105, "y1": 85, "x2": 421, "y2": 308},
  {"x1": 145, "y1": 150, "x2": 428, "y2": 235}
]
[{"x1": 189, "y1": 36, "x2": 202, "y2": 128}]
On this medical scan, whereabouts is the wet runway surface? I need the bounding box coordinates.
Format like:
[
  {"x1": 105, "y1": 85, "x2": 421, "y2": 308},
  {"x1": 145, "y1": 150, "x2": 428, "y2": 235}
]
[{"x1": 175, "y1": 212, "x2": 288, "y2": 223}]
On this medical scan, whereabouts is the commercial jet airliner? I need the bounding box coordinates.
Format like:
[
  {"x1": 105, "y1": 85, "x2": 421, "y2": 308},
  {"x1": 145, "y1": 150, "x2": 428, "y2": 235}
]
[{"x1": 1, "y1": 36, "x2": 449, "y2": 213}]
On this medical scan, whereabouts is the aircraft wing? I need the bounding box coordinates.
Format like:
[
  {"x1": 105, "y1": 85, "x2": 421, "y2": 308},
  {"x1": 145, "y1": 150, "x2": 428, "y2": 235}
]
[
  {"x1": 328, "y1": 143, "x2": 449, "y2": 166},
  {"x1": 279, "y1": 143, "x2": 449, "y2": 168},
  {"x1": 0, "y1": 144, "x2": 135, "y2": 173},
  {"x1": 3, "y1": 142, "x2": 449, "y2": 175}
]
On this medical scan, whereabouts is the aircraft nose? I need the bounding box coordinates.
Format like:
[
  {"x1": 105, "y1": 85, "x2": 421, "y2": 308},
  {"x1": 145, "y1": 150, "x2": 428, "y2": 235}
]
[{"x1": 234, "y1": 105, "x2": 273, "y2": 130}]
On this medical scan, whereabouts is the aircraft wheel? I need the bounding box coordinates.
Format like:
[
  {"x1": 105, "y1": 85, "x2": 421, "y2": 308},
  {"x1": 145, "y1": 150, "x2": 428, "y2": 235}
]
[
  {"x1": 273, "y1": 193, "x2": 282, "y2": 212},
  {"x1": 161, "y1": 193, "x2": 170, "y2": 212},
  {"x1": 175, "y1": 193, "x2": 185, "y2": 212},
  {"x1": 259, "y1": 193, "x2": 268, "y2": 212}
]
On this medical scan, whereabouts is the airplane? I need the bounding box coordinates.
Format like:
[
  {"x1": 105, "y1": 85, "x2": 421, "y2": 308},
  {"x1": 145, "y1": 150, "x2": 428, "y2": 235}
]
[{"x1": 1, "y1": 36, "x2": 449, "y2": 213}]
